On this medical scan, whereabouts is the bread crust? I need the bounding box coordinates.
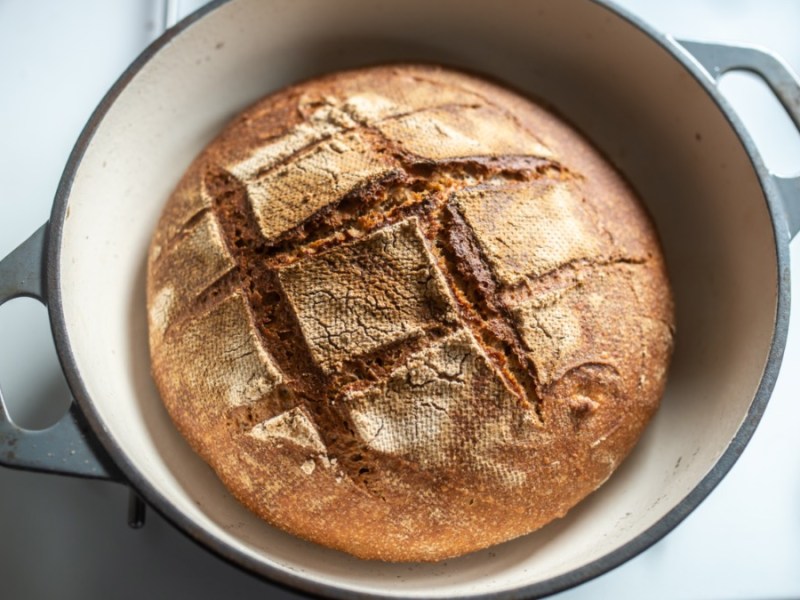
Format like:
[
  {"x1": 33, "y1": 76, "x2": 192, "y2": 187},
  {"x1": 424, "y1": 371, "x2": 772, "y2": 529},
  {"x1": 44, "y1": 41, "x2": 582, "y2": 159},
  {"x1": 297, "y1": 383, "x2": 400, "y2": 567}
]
[{"x1": 147, "y1": 64, "x2": 674, "y2": 562}]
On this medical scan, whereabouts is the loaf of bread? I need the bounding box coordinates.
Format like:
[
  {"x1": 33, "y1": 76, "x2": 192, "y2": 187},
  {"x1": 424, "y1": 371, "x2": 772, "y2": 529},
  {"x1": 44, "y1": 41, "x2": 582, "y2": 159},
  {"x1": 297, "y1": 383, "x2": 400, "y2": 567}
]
[{"x1": 147, "y1": 64, "x2": 674, "y2": 562}]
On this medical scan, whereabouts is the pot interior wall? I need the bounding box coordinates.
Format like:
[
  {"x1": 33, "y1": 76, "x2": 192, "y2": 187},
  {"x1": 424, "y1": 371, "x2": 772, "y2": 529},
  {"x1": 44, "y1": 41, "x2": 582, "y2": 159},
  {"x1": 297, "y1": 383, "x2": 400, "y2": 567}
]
[{"x1": 57, "y1": 0, "x2": 778, "y2": 596}]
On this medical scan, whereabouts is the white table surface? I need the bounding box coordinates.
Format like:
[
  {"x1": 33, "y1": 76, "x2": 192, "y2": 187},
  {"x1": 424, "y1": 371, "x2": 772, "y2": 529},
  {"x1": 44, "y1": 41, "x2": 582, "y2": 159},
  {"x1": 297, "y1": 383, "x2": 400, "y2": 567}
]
[{"x1": 1, "y1": 1, "x2": 798, "y2": 598}]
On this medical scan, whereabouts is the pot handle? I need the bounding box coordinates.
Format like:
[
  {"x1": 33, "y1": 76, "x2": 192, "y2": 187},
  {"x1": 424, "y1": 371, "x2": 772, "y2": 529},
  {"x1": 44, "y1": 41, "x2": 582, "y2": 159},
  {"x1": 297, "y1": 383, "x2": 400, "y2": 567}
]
[
  {"x1": 678, "y1": 40, "x2": 800, "y2": 240},
  {"x1": 0, "y1": 224, "x2": 122, "y2": 481}
]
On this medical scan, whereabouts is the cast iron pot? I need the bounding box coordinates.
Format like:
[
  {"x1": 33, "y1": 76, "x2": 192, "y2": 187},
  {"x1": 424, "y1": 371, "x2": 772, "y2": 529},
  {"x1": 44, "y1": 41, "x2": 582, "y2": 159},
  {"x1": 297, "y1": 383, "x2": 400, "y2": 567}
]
[{"x1": 1, "y1": 0, "x2": 799, "y2": 598}]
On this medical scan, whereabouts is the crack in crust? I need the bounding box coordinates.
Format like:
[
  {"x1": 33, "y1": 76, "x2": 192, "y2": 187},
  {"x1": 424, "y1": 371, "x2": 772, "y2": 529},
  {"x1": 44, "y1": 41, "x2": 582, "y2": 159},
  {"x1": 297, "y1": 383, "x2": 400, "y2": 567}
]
[
  {"x1": 431, "y1": 202, "x2": 544, "y2": 420},
  {"x1": 247, "y1": 156, "x2": 558, "y2": 268}
]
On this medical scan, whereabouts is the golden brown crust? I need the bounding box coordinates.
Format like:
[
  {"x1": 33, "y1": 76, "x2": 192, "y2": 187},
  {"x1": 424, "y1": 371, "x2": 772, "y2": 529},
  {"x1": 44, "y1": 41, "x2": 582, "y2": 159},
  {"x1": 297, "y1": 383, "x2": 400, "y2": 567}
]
[{"x1": 146, "y1": 64, "x2": 675, "y2": 562}]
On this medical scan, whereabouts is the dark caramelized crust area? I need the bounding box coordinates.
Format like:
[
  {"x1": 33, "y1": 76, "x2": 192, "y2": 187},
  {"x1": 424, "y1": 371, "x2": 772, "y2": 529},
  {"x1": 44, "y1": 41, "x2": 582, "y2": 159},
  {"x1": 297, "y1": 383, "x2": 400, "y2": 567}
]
[{"x1": 146, "y1": 65, "x2": 675, "y2": 562}]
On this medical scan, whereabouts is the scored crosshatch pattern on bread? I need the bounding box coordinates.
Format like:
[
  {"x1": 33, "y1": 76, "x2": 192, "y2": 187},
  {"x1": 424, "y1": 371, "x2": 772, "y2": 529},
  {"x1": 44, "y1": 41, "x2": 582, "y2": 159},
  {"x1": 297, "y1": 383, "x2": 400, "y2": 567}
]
[{"x1": 147, "y1": 64, "x2": 675, "y2": 562}]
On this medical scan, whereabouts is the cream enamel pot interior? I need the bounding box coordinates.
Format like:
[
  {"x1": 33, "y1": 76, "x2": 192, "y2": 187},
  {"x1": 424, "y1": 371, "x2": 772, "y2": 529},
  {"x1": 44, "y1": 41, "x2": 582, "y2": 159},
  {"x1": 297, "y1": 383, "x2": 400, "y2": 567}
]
[{"x1": 1, "y1": 0, "x2": 800, "y2": 598}]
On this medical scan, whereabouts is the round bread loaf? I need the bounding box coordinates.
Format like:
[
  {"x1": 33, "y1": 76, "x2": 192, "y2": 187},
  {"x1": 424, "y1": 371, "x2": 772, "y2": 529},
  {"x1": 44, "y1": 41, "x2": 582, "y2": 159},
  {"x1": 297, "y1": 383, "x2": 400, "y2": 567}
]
[{"x1": 146, "y1": 64, "x2": 674, "y2": 562}]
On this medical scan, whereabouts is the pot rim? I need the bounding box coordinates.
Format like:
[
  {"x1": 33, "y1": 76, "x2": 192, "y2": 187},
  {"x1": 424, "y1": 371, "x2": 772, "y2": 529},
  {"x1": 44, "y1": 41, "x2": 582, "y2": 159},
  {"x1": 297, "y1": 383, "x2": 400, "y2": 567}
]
[{"x1": 44, "y1": 0, "x2": 792, "y2": 598}]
